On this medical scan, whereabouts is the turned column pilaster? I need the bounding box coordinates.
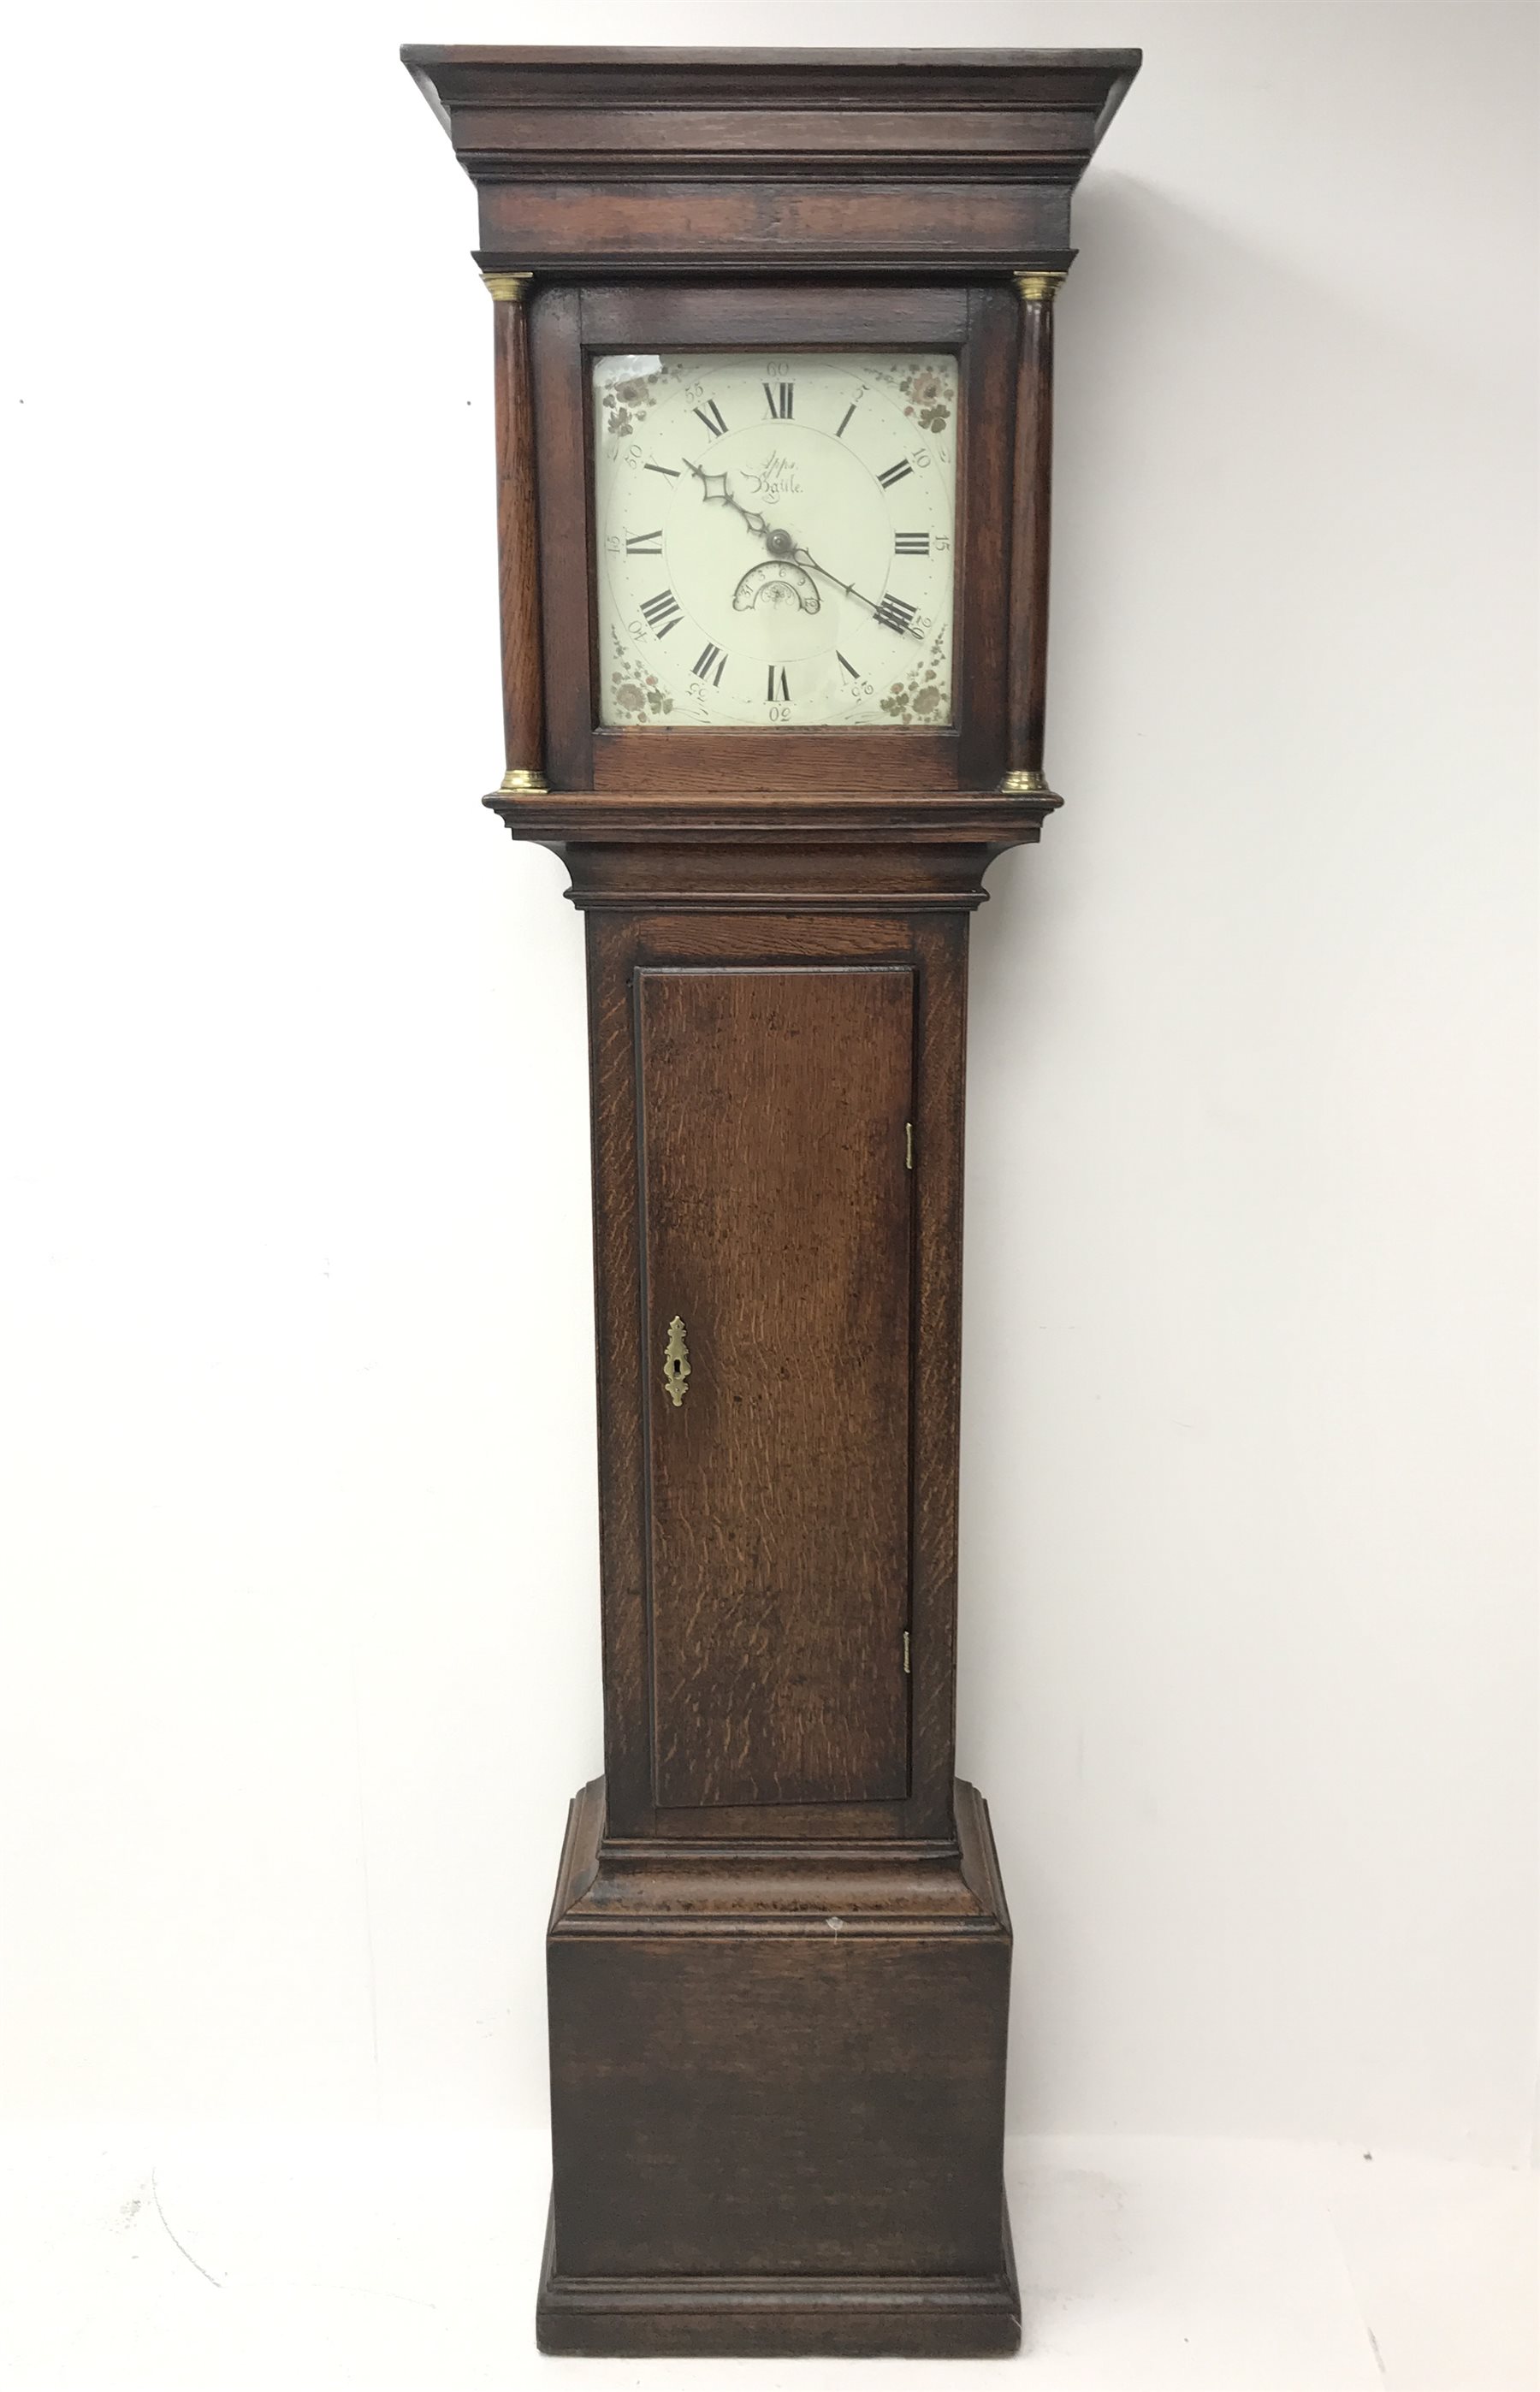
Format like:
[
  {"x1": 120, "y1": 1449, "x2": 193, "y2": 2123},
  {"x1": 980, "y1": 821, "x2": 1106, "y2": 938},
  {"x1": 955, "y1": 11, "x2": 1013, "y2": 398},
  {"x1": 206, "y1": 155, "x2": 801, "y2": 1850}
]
[
  {"x1": 483, "y1": 269, "x2": 547, "y2": 795},
  {"x1": 1001, "y1": 267, "x2": 1068, "y2": 796}
]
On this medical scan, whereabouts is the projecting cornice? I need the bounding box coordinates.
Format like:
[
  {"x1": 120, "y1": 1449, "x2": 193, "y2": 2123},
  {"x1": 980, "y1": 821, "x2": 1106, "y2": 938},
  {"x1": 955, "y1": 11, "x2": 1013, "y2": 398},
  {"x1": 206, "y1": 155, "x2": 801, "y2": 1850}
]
[{"x1": 401, "y1": 45, "x2": 1140, "y2": 275}]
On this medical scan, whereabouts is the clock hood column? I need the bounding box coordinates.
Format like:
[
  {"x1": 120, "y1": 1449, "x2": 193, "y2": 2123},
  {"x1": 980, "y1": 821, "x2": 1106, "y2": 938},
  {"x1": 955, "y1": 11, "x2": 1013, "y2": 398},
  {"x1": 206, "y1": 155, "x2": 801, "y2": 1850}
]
[
  {"x1": 1003, "y1": 268, "x2": 1068, "y2": 796},
  {"x1": 483, "y1": 269, "x2": 547, "y2": 795}
]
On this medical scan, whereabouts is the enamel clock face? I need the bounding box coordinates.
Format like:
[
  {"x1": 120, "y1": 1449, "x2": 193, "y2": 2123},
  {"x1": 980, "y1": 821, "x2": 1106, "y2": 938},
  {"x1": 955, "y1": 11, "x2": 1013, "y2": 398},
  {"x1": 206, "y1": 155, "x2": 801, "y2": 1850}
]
[{"x1": 592, "y1": 351, "x2": 958, "y2": 730}]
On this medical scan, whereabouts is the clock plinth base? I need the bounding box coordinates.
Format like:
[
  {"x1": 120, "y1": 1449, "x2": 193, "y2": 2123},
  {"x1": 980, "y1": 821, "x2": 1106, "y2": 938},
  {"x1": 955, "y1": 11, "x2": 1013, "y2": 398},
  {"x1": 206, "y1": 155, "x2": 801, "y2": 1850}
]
[
  {"x1": 536, "y1": 2195, "x2": 1020, "y2": 2359},
  {"x1": 539, "y1": 1776, "x2": 1019, "y2": 2359}
]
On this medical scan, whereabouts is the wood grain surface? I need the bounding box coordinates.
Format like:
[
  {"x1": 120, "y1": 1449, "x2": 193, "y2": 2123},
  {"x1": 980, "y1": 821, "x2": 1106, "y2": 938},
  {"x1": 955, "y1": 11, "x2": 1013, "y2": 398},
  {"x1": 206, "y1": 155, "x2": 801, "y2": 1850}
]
[
  {"x1": 584, "y1": 910, "x2": 974, "y2": 1848},
  {"x1": 405, "y1": 44, "x2": 1139, "y2": 277},
  {"x1": 491, "y1": 284, "x2": 545, "y2": 780},
  {"x1": 541, "y1": 1776, "x2": 1017, "y2": 2355},
  {"x1": 638, "y1": 967, "x2": 915, "y2": 1808}
]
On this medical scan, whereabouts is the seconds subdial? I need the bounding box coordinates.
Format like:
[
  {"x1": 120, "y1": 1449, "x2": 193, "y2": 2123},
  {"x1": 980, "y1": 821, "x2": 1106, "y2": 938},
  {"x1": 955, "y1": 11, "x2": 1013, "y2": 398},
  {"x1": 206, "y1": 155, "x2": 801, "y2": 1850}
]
[{"x1": 733, "y1": 560, "x2": 821, "y2": 616}]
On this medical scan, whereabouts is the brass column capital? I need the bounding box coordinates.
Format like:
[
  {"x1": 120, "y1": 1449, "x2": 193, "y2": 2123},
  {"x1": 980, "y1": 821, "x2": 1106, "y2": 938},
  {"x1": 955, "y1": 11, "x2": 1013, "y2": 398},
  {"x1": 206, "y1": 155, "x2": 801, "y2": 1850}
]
[
  {"x1": 481, "y1": 269, "x2": 534, "y2": 303},
  {"x1": 1013, "y1": 268, "x2": 1069, "y2": 305}
]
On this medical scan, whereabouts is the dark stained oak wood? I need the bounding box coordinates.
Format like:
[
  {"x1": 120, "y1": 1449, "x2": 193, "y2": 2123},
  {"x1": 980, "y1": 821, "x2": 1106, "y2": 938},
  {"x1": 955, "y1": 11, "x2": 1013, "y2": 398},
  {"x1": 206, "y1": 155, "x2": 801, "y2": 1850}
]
[
  {"x1": 579, "y1": 903, "x2": 976, "y2": 1849},
  {"x1": 539, "y1": 1776, "x2": 1017, "y2": 2356},
  {"x1": 956, "y1": 283, "x2": 1016, "y2": 790},
  {"x1": 487, "y1": 790, "x2": 1058, "y2": 850},
  {"x1": 578, "y1": 280, "x2": 971, "y2": 349},
  {"x1": 583, "y1": 910, "x2": 652, "y2": 1827},
  {"x1": 548, "y1": 1926, "x2": 1007, "y2": 2273},
  {"x1": 538, "y1": 2229, "x2": 1022, "y2": 2362},
  {"x1": 639, "y1": 967, "x2": 915, "y2": 1809},
  {"x1": 1004, "y1": 273, "x2": 1062, "y2": 789},
  {"x1": 455, "y1": 105, "x2": 1084, "y2": 162},
  {"x1": 528, "y1": 285, "x2": 591, "y2": 790},
  {"x1": 591, "y1": 725, "x2": 960, "y2": 796},
  {"x1": 480, "y1": 181, "x2": 1069, "y2": 278},
  {"x1": 488, "y1": 275, "x2": 546, "y2": 786},
  {"x1": 404, "y1": 39, "x2": 1137, "y2": 2360},
  {"x1": 405, "y1": 46, "x2": 1139, "y2": 276}
]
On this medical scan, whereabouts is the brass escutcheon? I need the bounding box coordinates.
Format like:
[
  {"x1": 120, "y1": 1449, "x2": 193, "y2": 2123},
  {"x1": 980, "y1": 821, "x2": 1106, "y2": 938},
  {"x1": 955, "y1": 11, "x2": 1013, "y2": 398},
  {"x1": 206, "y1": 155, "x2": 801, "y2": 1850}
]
[{"x1": 662, "y1": 1315, "x2": 691, "y2": 1408}]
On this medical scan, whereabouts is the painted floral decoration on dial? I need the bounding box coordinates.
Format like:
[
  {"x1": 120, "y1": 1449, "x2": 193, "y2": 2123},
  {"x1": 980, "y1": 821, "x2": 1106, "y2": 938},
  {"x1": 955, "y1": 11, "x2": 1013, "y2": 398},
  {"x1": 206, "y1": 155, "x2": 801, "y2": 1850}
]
[{"x1": 594, "y1": 352, "x2": 958, "y2": 730}]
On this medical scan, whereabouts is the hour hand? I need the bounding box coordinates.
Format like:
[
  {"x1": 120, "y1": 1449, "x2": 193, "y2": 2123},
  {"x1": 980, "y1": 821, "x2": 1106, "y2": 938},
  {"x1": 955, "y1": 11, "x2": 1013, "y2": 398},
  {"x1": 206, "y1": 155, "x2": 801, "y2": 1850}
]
[
  {"x1": 685, "y1": 458, "x2": 733, "y2": 506},
  {"x1": 685, "y1": 460, "x2": 770, "y2": 540}
]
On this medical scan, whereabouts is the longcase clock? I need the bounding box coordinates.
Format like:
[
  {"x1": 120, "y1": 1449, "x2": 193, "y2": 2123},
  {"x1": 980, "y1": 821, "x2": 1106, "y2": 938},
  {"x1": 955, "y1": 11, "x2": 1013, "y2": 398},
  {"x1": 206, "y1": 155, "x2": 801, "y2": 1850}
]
[{"x1": 404, "y1": 44, "x2": 1139, "y2": 2359}]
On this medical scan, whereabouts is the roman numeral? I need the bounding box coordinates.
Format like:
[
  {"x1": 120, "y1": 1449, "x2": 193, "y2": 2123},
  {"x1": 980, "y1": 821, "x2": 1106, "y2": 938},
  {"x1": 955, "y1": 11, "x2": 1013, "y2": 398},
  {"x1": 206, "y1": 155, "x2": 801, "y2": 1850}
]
[
  {"x1": 640, "y1": 588, "x2": 684, "y2": 636},
  {"x1": 874, "y1": 594, "x2": 918, "y2": 635},
  {"x1": 877, "y1": 458, "x2": 914, "y2": 489},
  {"x1": 692, "y1": 399, "x2": 728, "y2": 438},
  {"x1": 643, "y1": 461, "x2": 681, "y2": 479},
  {"x1": 837, "y1": 652, "x2": 861, "y2": 679},
  {"x1": 894, "y1": 531, "x2": 930, "y2": 555},
  {"x1": 763, "y1": 380, "x2": 794, "y2": 419},
  {"x1": 625, "y1": 530, "x2": 664, "y2": 555},
  {"x1": 767, "y1": 666, "x2": 790, "y2": 703},
  {"x1": 835, "y1": 402, "x2": 856, "y2": 439},
  {"x1": 692, "y1": 641, "x2": 729, "y2": 687}
]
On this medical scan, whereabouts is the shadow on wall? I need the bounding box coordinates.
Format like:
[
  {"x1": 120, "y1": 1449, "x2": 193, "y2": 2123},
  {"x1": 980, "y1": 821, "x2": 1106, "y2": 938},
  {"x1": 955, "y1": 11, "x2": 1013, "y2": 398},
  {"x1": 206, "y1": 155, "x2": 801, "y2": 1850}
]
[{"x1": 961, "y1": 167, "x2": 1534, "y2": 2148}]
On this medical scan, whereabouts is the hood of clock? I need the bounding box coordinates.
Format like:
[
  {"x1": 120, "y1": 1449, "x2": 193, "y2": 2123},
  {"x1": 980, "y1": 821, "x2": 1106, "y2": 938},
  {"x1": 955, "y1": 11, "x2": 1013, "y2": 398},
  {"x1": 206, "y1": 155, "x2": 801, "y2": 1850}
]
[{"x1": 400, "y1": 44, "x2": 1141, "y2": 278}]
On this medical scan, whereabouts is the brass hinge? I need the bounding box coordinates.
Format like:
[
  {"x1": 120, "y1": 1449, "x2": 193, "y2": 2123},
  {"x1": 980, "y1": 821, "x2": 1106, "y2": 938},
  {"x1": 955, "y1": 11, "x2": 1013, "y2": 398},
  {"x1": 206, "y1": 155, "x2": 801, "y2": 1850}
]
[
  {"x1": 905, "y1": 1121, "x2": 914, "y2": 1170},
  {"x1": 903, "y1": 1631, "x2": 911, "y2": 1675}
]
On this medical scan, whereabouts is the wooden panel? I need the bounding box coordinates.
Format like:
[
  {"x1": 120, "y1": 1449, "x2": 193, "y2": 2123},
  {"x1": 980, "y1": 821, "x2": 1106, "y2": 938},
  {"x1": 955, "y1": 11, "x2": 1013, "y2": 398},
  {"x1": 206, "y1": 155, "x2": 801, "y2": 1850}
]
[
  {"x1": 578, "y1": 282, "x2": 970, "y2": 349},
  {"x1": 592, "y1": 725, "x2": 957, "y2": 795},
  {"x1": 638, "y1": 967, "x2": 915, "y2": 1808},
  {"x1": 547, "y1": 1784, "x2": 1012, "y2": 2288},
  {"x1": 453, "y1": 105, "x2": 1105, "y2": 163},
  {"x1": 904, "y1": 917, "x2": 971, "y2": 1826},
  {"x1": 583, "y1": 909, "x2": 975, "y2": 1845},
  {"x1": 548, "y1": 1928, "x2": 1007, "y2": 2277},
  {"x1": 584, "y1": 915, "x2": 654, "y2": 1832},
  {"x1": 477, "y1": 179, "x2": 1070, "y2": 275}
]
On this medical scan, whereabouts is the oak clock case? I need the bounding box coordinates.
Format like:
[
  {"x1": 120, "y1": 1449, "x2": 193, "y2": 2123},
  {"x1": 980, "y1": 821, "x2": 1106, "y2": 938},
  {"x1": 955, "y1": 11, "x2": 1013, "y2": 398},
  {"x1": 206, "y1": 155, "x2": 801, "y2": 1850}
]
[{"x1": 402, "y1": 40, "x2": 1140, "y2": 2364}]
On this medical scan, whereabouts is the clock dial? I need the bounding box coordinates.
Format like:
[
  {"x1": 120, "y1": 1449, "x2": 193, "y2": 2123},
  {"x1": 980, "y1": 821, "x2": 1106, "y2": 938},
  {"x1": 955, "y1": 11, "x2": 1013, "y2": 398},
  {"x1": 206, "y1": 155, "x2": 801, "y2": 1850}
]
[{"x1": 593, "y1": 352, "x2": 958, "y2": 729}]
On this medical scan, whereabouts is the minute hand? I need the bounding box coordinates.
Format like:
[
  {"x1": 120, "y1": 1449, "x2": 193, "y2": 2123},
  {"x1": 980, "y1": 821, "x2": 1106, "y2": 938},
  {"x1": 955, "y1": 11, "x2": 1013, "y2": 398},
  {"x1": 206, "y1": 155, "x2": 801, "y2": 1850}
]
[{"x1": 791, "y1": 544, "x2": 922, "y2": 639}]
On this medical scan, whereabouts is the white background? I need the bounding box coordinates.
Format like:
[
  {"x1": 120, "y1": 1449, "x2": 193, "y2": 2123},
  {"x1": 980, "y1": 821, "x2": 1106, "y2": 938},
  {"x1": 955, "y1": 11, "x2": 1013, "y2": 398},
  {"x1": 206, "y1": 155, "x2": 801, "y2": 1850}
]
[{"x1": 3, "y1": 0, "x2": 1534, "y2": 2187}]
